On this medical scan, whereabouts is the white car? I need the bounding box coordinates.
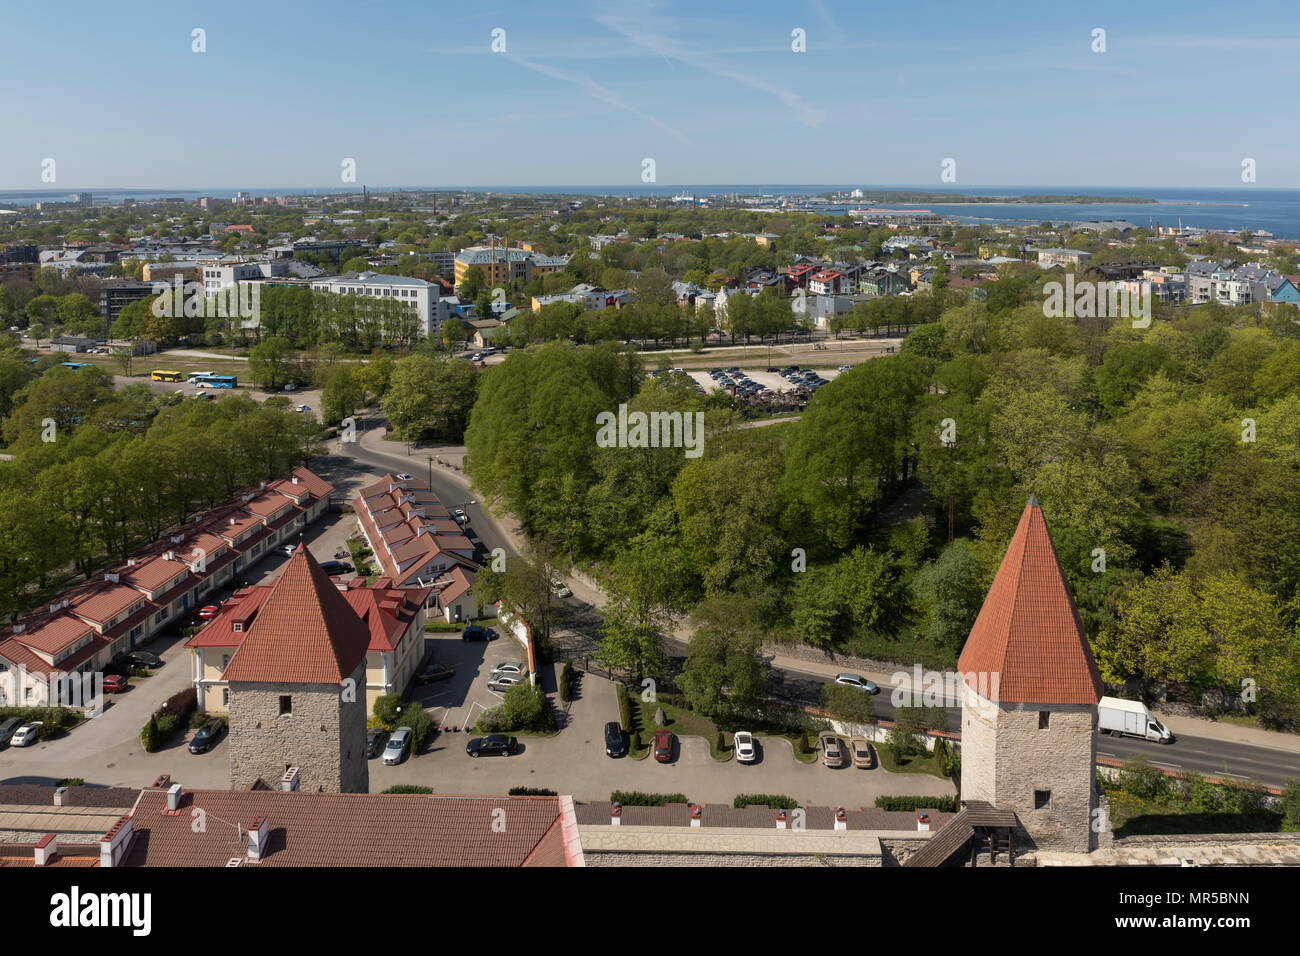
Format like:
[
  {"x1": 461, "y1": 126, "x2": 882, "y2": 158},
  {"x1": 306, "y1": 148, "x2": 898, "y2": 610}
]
[
  {"x1": 295, "y1": 404, "x2": 311, "y2": 413},
  {"x1": 281, "y1": 544, "x2": 295, "y2": 556},
  {"x1": 835, "y1": 673, "x2": 880, "y2": 694},
  {"x1": 734, "y1": 731, "x2": 757, "y2": 763},
  {"x1": 395, "y1": 474, "x2": 414, "y2": 481},
  {"x1": 11, "y1": 722, "x2": 43, "y2": 747},
  {"x1": 491, "y1": 661, "x2": 528, "y2": 677},
  {"x1": 550, "y1": 578, "x2": 572, "y2": 599}
]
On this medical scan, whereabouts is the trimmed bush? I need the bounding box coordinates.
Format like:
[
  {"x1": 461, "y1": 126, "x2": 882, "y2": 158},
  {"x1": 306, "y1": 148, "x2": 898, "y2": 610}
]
[
  {"x1": 818, "y1": 683, "x2": 874, "y2": 722},
  {"x1": 610, "y1": 791, "x2": 688, "y2": 807},
  {"x1": 509, "y1": 787, "x2": 558, "y2": 796},
  {"x1": 0, "y1": 706, "x2": 81, "y2": 735},
  {"x1": 383, "y1": 784, "x2": 433, "y2": 794},
  {"x1": 733, "y1": 794, "x2": 799, "y2": 810},
  {"x1": 875, "y1": 795, "x2": 960, "y2": 813},
  {"x1": 618, "y1": 684, "x2": 633, "y2": 731},
  {"x1": 560, "y1": 660, "x2": 576, "y2": 704}
]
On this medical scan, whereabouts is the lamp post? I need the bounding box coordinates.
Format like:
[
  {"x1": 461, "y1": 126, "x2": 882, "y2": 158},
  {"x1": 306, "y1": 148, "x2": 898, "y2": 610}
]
[{"x1": 427, "y1": 456, "x2": 434, "y2": 489}]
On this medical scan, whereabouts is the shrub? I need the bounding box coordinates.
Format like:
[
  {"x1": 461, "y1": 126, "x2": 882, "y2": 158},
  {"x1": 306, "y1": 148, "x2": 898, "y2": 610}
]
[
  {"x1": 189, "y1": 710, "x2": 210, "y2": 730},
  {"x1": 373, "y1": 693, "x2": 403, "y2": 729},
  {"x1": 509, "y1": 787, "x2": 558, "y2": 796},
  {"x1": 405, "y1": 703, "x2": 435, "y2": 753},
  {"x1": 733, "y1": 794, "x2": 799, "y2": 810},
  {"x1": 1116, "y1": 755, "x2": 1172, "y2": 802},
  {"x1": 383, "y1": 784, "x2": 432, "y2": 794},
  {"x1": 610, "y1": 791, "x2": 688, "y2": 807},
  {"x1": 875, "y1": 795, "x2": 960, "y2": 813},
  {"x1": 1282, "y1": 777, "x2": 1300, "y2": 831},
  {"x1": 714, "y1": 731, "x2": 726, "y2": 753},
  {"x1": 157, "y1": 687, "x2": 198, "y2": 723},
  {"x1": 560, "y1": 660, "x2": 576, "y2": 704},
  {"x1": 796, "y1": 732, "x2": 811, "y2": 756},
  {"x1": 0, "y1": 706, "x2": 81, "y2": 733},
  {"x1": 56, "y1": 778, "x2": 85, "y2": 787},
  {"x1": 501, "y1": 683, "x2": 556, "y2": 732},
  {"x1": 618, "y1": 683, "x2": 633, "y2": 730},
  {"x1": 631, "y1": 730, "x2": 642, "y2": 751}
]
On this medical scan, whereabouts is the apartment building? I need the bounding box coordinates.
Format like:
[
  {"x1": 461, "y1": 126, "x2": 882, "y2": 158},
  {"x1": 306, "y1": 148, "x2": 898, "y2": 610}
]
[
  {"x1": 310, "y1": 271, "x2": 443, "y2": 338},
  {"x1": 200, "y1": 258, "x2": 288, "y2": 292},
  {"x1": 453, "y1": 245, "x2": 570, "y2": 290},
  {"x1": 0, "y1": 467, "x2": 334, "y2": 708},
  {"x1": 1036, "y1": 248, "x2": 1095, "y2": 269},
  {"x1": 352, "y1": 474, "x2": 487, "y2": 622}
]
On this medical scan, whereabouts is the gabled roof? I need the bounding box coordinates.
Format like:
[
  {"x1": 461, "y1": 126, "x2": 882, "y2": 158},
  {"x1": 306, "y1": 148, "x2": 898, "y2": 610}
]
[
  {"x1": 221, "y1": 546, "x2": 370, "y2": 684},
  {"x1": 957, "y1": 496, "x2": 1104, "y2": 706}
]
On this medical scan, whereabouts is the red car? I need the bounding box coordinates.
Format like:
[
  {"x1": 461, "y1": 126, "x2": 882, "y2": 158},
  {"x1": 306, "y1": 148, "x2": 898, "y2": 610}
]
[
  {"x1": 101, "y1": 674, "x2": 128, "y2": 693},
  {"x1": 197, "y1": 605, "x2": 220, "y2": 620},
  {"x1": 653, "y1": 729, "x2": 674, "y2": 763}
]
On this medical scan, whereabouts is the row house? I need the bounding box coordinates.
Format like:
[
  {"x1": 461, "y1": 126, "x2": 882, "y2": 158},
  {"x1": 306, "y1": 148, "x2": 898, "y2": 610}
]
[
  {"x1": 352, "y1": 474, "x2": 487, "y2": 622},
  {"x1": 0, "y1": 467, "x2": 334, "y2": 708},
  {"x1": 186, "y1": 567, "x2": 430, "y2": 714}
]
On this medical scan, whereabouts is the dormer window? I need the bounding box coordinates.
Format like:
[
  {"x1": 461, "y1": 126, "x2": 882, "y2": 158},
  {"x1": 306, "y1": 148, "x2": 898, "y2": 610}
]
[{"x1": 233, "y1": 622, "x2": 243, "y2": 632}]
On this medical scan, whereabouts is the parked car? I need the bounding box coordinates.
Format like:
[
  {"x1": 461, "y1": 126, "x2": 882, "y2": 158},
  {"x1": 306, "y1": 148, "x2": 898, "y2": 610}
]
[
  {"x1": 451, "y1": 508, "x2": 468, "y2": 525},
  {"x1": 11, "y1": 722, "x2": 43, "y2": 747},
  {"x1": 366, "y1": 728, "x2": 389, "y2": 759},
  {"x1": 415, "y1": 662, "x2": 454, "y2": 683},
  {"x1": 283, "y1": 383, "x2": 297, "y2": 392},
  {"x1": 461, "y1": 625, "x2": 496, "y2": 642},
  {"x1": 0, "y1": 717, "x2": 24, "y2": 747},
  {"x1": 125, "y1": 650, "x2": 163, "y2": 669},
  {"x1": 395, "y1": 473, "x2": 413, "y2": 481},
  {"x1": 487, "y1": 675, "x2": 524, "y2": 693},
  {"x1": 466, "y1": 734, "x2": 516, "y2": 757},
  {"x1": 490, "y1": 661, "x2": 527, "y2": 677},
  {"x1": 733, "y1": 731, "x2": 757, "y2": 763},
  {"x1": 319, "y1": 560, "x2": 352, "y2": 576},
  {"x1": 197, "y1": 605, "x2": 221, "y2": 620},
  {"x1": 383, "y1": 727, "x2": 412, "y2": 765},
  {"x1": 819, "y1": 731, "x2": 844, "y2": 768},
  {"x1": 101, "y1": 674, "x2": 129, "y2": 694},
  {"x1": 653, "y1": 728, "x2": 674, "y2": 763},
  {"x1": 850, "y1": 736, "x2": 874, "y2": 769},
  {"x1": 281, "y1": 544, "x2": 296, "y2": 556},
  {"x1": 604, "y1": 721, "x2": 626, "y2": 758},
  {"x1": 294, "y1": 404, "x2": 311, "y2": 413},
  {"x1": 834, "y1": 673, "x2": 880, "y2": 694},
  {"x1": 189, "y1": 718, "x2": 225, "y2": 754},
  {"x1": 550, "y1": 578, "x2": 572, "y2": 599}
]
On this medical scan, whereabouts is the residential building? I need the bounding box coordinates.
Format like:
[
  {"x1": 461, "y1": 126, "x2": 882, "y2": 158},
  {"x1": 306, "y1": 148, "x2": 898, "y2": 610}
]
[
  {"x1": 454, "y1": 245, "x2": 569, "y2": 290},
  {"x1": 310, "y1": 271, "x2": 443, "y2": 338},
  {"x1": 1035, "y1": 248, "x2": 1094, "y2": 269},
  {"x1": 97, "y1": 281, "x2": 156, "y2": 326}
]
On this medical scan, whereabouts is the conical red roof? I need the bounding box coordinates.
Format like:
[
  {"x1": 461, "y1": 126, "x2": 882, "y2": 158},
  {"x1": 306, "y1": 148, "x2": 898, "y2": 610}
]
[
  {"x1": 222, "y1": 544, "x2": 371, "y2": 685},
  {"x1": 958, "y1": 496, "x2": 1104, "y2": 705}
]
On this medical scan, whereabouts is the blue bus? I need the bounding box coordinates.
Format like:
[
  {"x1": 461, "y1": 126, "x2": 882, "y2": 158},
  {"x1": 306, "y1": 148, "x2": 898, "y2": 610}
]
[
  {"x1": 61, "y1": 362, "x2": 93, "y2": 370},
  {"x1": 200, "y1": 375, "x2": 237, "y2": 389}
]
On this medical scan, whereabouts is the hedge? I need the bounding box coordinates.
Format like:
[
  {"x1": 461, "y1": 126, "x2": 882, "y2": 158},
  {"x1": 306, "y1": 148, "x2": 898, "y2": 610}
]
[
  {"x1": 874, "y1": 795, "x2": 960, "y2": 813},
  {"x1": 383, "y1": 785, "x2": 433, "y2": 794},
  {"x1": 0, "y1": 706, "x2": 82, "y2": 739},
  {"x1": 509, "y1": 787, "x2": 558, "y2": 796},
  {"x1": 733, "y1": 794, "x2": 800, "y2": 810},
  {"x1": 610, "y1": 791, "x2": 689, "y2": 807}
]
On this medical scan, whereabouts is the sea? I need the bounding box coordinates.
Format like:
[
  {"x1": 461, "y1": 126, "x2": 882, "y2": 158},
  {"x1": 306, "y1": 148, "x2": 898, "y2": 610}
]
[{"x1": 3, "y1": 184, "x2": 1299, "y2": 239}]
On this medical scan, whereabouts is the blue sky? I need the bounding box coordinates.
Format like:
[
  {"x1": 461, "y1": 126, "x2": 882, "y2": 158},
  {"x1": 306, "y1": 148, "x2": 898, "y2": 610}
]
[{"x1": 4, "y1": 0, "x2": 1299, "y2": 190}]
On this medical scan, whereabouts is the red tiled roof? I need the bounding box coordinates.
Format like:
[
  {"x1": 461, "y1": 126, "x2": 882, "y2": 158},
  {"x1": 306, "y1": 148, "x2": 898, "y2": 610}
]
[
  {"x1": 67, "y1": 583, "x2": 142, "y2": 625},
  {"x1": 221, "y1": 546, "x2": 370, "y2": 684},
  {"x1": 957, "y1": 496, "x2": 1104, "y2": 705},
  {"x1": 10, "y1": 614, "x2": 95, "y2": 656},
  {"x1": 122, "y1": 790, "x2": 571, "y2": 867}
]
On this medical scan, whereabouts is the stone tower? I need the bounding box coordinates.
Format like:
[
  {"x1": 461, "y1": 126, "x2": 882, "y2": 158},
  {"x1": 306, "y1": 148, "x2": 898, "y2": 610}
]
[
  {"x1": 957, "y1": 495, "x2": 1104, "y2": 853},
  {"x1": 224, "y1": 545, "x2": 370, "y2": 794}
]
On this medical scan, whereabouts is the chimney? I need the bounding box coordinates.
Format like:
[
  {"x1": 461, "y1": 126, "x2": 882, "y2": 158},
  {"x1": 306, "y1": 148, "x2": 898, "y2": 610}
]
[
  {"x1": 34, "y1": 833, "x2": 58, "y2": 867},
  {"x1": 775, "y1": 808, "x2": 787, "y2": 829},
  {"x1": 104, "y1": 572, "x2": 119, "y2": 583},
  {"x1": 689, "y1": 804, "x2": 702, "y2": 827},
  {"x1": 166, "y1": 783, "x2": 182, "y2": 811},
  {"x1": 610, "y1": 802, "x2": 622, "y2": 826},
  {"x1": 281, "y1": 767, "x2": 300, "y2": 792},
  {"x1": 229, "y1": 517, "x2": 237, "y2": 526},
  {"x1": 99, "y1": 815, "x2": 134, "y2": 868},
  {"x1": 916, "y1": 810, "x2": 931, "y2": 833},
  {"x1": 247, "y1": 815, "x2": 270, "y2": 860},
  {"x1": 12, "y1": 623, "x2": 24, "y2": 634},
  {"x1": 163, "y1": 551, "x2": 174, "y2": 561},
  {"x1": 291, "y1": 474, "x2": 300, "y2": 484},
  {"x1": 170, "y1": 533, "x2": 184, "y2": 544},
  {"x1": 259, "y1": 481, "x2": 267, "y2": 491},
  {"x1": 53, "y1": 786, "x2": 68, "y2": 806},
  {"x1": 834, "y1": 807, "x2": 847, "y2": 831},
  {"x1": 126, "y1": 558, "x2": 137, "y2": 566}
]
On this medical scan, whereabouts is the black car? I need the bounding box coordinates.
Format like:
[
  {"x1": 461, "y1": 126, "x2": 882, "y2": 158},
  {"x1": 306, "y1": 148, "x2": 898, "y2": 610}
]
[
  {"x1": 319, "y1": 560, "x2": 353, "y2": 576},
  {"x1": 188, "y1": 718, "x2": 225, "y2": 754},
  {"x1": 415, "y1": 662, "x2": 454, "y2": 683},
  {"x1": 0, "y1": 717, "x2": 23, "y2": 747},
  {"x1": 125, "y1": 650, "x2": 163, "y2": 669},
  {"x1": 604, "y1": 721, "x2": 626, "y2": 758},
  {"x1": 366, "y1": 728, "x2": 389, "y2": 759},
  {"x1": 466, "y1": 734, "x2": 516, "y2": 757},
  {"x1": 461, "y1": 625, "x2": 497, "y2": 642}
]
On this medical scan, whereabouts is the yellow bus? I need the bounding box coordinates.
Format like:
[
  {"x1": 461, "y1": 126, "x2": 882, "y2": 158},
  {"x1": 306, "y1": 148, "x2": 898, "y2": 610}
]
[{"x1": 150, "y1": 370, "x2": 184, "y2": 382}]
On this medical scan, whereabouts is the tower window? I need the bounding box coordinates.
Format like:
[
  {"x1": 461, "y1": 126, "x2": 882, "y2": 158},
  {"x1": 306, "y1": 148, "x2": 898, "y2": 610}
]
[
  {"x1": 1034, "y1": 789, "x2": 1051, "y2": 810},
  {"x1": 1038, "y1": 711, "x2": 1050, "y2": 729},
  {"x1": 279, "y1": 695, "x2": 292, "y2": 715}
]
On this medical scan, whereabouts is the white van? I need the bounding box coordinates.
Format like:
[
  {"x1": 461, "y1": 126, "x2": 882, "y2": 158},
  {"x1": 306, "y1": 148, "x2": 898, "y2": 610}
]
[
  {"x1": 1098, "y1": 697, "x2": 1174, "y2": 744},
  {"x1": 11, "y1": 722, "x2": 43, "y2": 747}
]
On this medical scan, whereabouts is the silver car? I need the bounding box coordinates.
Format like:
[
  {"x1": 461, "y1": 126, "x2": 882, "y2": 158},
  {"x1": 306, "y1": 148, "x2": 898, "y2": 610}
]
[
  {"x1": 382, "y1": 727, "x2": 412, "y2": 765},
  {"x1": 490, "y1": 661, "x2": 527, "y2": 677},
  {"x1": 487, "y1": 675, "x2": 524, "y2": 693}
]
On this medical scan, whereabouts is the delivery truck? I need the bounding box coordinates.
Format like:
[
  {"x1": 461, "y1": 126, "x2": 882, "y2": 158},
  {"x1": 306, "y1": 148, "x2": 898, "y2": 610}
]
[{"x1": 1098, "y1": 696, "x2": 1174, "y2": 743}]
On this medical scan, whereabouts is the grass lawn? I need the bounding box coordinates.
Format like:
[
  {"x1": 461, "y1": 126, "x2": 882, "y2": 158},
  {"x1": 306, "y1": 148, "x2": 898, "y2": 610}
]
[
  {"x1": 1105, "y1": 788, "x2": 1284, "y2": 837},
  {"x1": 874, "y1": 742, "x2": 950, "y2": 778}
]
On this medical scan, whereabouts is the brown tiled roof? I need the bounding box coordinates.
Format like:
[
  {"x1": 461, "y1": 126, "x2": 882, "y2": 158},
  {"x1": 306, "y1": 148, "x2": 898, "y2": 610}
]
[
  {"x1": 122, "y1": 790, "x2": 571, "y2": 866},
  {"x1": 221, "y1": 546, "x2": 370, "y2": 684},
  {"x1": 957, "y1": 496, "x2": 1104, "y2": 705}
]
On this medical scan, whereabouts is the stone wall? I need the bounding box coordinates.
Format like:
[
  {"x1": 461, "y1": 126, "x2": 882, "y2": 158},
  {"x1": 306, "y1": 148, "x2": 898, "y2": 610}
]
[{"x1": 228, "y1": 659, "x2": 368, "y2": 794}]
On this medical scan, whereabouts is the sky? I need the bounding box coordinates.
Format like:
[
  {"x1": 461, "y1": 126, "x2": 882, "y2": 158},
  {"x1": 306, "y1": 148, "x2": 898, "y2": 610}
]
[{"x1": 4, "y1": 0, "x2": 1300, "y2": 190}]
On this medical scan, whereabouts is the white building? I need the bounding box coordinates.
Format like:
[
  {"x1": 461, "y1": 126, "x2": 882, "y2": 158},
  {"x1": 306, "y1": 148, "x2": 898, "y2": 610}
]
[{"x1": 311, "y1": 271, "x2": 444, "y2": 338}]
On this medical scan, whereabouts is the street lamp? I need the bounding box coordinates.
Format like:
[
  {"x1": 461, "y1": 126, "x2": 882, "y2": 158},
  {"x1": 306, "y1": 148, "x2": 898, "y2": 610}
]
[{"x1": 427, "y1": 456, "x2": 434, "y2": 488}]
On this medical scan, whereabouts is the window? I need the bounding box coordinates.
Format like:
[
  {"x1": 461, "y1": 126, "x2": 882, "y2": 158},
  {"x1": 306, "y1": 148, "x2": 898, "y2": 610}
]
[
  {"x1": 279, "y1": 695, "x2": 292, "y2": 715},
  {"x1": 222, "y1": 688, "x2": 229, "y2": 706},
  {"x1": 1038, "y1": 711, "x2": 1050, "y2": 730},
  {"x1": 1034, "y1": 790, "x2": 1051, "y2": 810},
  {"x1": 221, "y1": 654, "x2": 231, "y2": 669}
]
